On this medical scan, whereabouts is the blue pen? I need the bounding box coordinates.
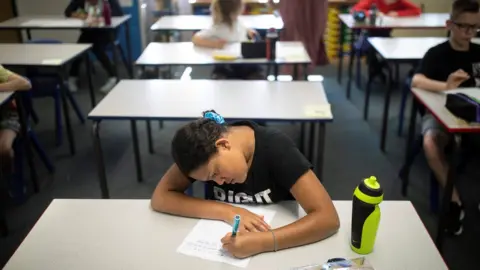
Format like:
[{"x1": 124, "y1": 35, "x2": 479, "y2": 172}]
[{"x1": 232, "y1": 215, "x2": 241, "y2": 237}]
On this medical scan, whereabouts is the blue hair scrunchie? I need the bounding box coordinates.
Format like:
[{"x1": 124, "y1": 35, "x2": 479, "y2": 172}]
[{"x1": 204, "y1": 111, "x2": 225, "y2": 124}]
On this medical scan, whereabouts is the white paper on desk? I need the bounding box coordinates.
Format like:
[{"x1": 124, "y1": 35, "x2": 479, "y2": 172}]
[{"x1": 177, "y1": 205, "x2": 276, "y2": 268}]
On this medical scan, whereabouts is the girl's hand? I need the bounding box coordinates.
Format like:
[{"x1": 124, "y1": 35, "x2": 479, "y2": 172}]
[
  {"x1": 247, "y1": 29, "x2": 259, "y2": 40},
  {"x1": 221, "y1": 232, "x2": 271, "y2": 258},
  {"x1": 214, "y1": 39, "x2": 227, "y2": 49},
  {"x1": 226, "y1": 206, "x2": 270, "y2": 233}
]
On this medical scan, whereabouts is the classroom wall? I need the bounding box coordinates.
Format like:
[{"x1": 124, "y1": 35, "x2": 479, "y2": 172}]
[{"x1": 392, "y1": 0, "x2": 451, "y2": 37}]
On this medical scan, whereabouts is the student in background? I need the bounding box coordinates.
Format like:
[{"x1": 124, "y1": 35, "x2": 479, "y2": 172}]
[
  {"x1": 151, "y1": 110, "x2": 339, "y2": 259},
  {"x1": 64, "y1": 0, "x2": 123, "y2": 93},
  {"x1": 0, "y1": 65, "x2": 31, "y2": 201},
  {"x1": 352, "y1": 0, "x2": 422, "y2": 80},
  {"x1": 192, "y1": 0, "x2": 263, "y2": 79},
  {"x1": 411, "y1": 0, "x2": 480, "y2": 236}
]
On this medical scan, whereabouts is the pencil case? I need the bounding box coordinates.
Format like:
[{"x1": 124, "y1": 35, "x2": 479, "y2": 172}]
[
  {"x1": 445, "y1": 93, "x2": 480, "y2": 123},
  {"x1": 241, "y1": 42, "x2": 266, "y2": 59}
]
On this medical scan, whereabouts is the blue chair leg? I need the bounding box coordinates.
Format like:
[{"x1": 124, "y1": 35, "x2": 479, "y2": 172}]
[
  {"x1": 65, "y1": 88, "x2": 85, "y2": 124},
  {"x1": 53, "y1": 90, "x2": 63, "y2": 147},
  {"x1": 397, "y1": 82, "x2": 410, "y2": 136},
  {"x1": 355, "y1": 50, "x2": 362, "y2": 88},
  {"x1": 29, "y1": 130, "x2": 55, "y2": 173},
  {"x1": 24, "y1": 95, "x2": 39, "y2": 125},
  {"x1": 430, "y1": 173, "x2": 439, "y2": 213}
]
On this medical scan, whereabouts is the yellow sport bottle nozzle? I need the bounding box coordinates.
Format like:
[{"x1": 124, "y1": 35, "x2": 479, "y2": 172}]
[{"x1": 364, "y1": 176, "x2": 380, "y2": 189}]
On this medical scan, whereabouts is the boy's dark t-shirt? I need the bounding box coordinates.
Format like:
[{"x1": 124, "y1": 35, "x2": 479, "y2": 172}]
[
  {"x1": 416, "y1": 41, "x2": 480, "y2": 87},
  {"x1": 192, "y1": 121, "x2": 312, "y2": 204}
]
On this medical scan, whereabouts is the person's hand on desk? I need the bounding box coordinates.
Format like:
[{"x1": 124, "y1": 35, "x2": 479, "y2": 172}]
[
  {"x1": 71, "y1": 11, "x2": 88, "y2": 20},
  {"x1": 386, "y1": 11, "x2": 398, "y2": 17},
  {"x1": 221, "y1": 231, "x2": 272, "y2": 259},
  {"x1": 225, "y1": 206, "x2": 270, "y2": 233},
  {"x1": 446, "y1": 69, "x2": 470, "y2": 90},
  {"x1": 247, "y1": 29, "x2": 259, "y2": 40}
]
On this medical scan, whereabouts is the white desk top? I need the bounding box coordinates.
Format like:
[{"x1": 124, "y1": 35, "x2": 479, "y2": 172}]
[
  {"x1": 0, "y1": 15, "x2": 131, "y2": 29},
  {"x1": 135, "y1": 41, "x2": 310, "y2": 65},
  {"x1": 0, "y1": 44, "x2": 91, "y2": 66},
  {"x1": 368, "y1": 37, "x2": 480, "y2": 60},
  {"x1": 150, "y1": 15, "x2": 284, "y2": 31},
  {"x1": 339, "y1": 13, "x2": 449, "y2": 29},
  {"x1": 412, "y1": 87, "x2": 480, "y2": 133},
  {"x1": 88, "y1": 80, "x2": 331, "y2": 121},
  {"x1": 0, "y1": 92, "x2": 14, "y2": 106},
  {"x1": 3, "y1": 199, "x2": 447, "y2": 270}
]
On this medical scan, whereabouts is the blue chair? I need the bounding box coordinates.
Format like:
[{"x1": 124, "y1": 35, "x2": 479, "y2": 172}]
[{"x1": 25, "y1": 39, "x2": 85, "y2": 147}]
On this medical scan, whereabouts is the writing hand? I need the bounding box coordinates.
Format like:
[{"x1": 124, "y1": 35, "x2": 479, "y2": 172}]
[
  {"x1": 247, "y1": 29, "x2": 259, "y2": 40},
  {"x1": 221, "y1": 232, "x2": 270, "y2": 258}
]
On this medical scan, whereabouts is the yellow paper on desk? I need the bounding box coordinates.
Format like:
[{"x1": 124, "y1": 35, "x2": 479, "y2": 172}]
[
  {"x1": 212, "y1": 50, "x2": 239, "y2": 61},
  {"x1": 42, "y1": 59, "x2": 63, "y2": 65},
  {"x1": 305, "y1": 104, "x2": 332, "y2": 118}
]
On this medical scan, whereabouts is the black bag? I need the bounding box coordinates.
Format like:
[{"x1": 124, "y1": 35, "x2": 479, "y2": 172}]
[{"x1": 445, "y1": 93, "x2": 480, "y2": 123}]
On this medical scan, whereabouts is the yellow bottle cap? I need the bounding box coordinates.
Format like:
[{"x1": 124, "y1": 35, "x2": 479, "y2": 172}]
[{"x1": 364, "y1": 176, "x2": 380, "y2": 189}]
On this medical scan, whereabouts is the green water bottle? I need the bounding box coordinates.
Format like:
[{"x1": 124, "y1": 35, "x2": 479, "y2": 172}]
[{"x1": 351, "y1": 176, "x2": 383, "y2": 254}]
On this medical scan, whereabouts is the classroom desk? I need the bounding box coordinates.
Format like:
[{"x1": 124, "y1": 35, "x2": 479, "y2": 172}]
[
  {"x1": 0, "y1": 91, "x2": 38, "y2": 236},
  {"x1": 336, "y1": 13, "x2": 449, "y2": 95},
  {"x1": 0, "y1": 15, "x2": 133, "y2": 78},
  {"x1": 405, "y1": 87, "x2": 480, "y2": 252},
  {"x1": 150, "y1": 14, "x2": 284, "y2": 32},
  {"x1": 0, "y1": 43, "x2": 93, "y2": 156},
  {"x1": 3, "y1": 199, "x2": 448, "y2": 270},
  {"x1": 88, "y1": 80, "x2": 332, "y2": 199},
  {"x1": 135, "y1": 41, "x2": 311, "y2": 79},
  {"x1": 365, "y1": 37, "x2": 480, "y2": 152}
]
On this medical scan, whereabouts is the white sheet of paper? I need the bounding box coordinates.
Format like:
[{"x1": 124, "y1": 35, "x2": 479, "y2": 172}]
[{"x1": 177, "y1": 205, "x2": 276, "y2": 268}]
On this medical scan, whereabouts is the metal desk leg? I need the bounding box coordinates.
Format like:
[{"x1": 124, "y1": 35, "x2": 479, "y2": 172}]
[
  {"x1": 15, "y1": 94, "x2": 38, "y2": 193},
  {"x1": 337, "y1": 22, "x2": 345, "y2": 84},
  {"x1": 274, "y1": 63, "x2": 279, "y2": 81},
  {"x1": 303, "y1": 63, "x2": 308, "y2": 81},
  {"x1": 301, "y1": 122, "x2": 311, "y2": 161},
  {"x1": 85, "y1": 53, "x2": 96, "y2": 107},
  {"x1": 435, "y1": 134, "x2": 461, "y2": 251},
  {"x1": 313, "y1": 123, "x2": 326, "y2": 181},
  {"x1": 345, "y1": 30, "x2": 356, "y2": 99},
  {"x1": 58, "y1": 68, "x2": 76, "y2": 155},
  {"x1": 403, "y1": 96, "x2": 418, "y2": 196},
  {"x1": 92, "y1": 121, "x2": 110, "y2": 199},
  {"x1": 380, "y1": 63, "x2": 393, "y2": 152},
  {"x1": 293, "y1": 64, "x2": 298, "y2": 80},
  {"x1": 124, "y1": 22, "x2": 134, "y2": 78},
  {"x1": 131, "y1": 120, "x2": 143, "y2": 183},
  {"x1": 146, "y1": 120, "x2": 154, "y2": 154},
  {"x1": 26, "y1": 29, "x2": 32, "y2": 41}
]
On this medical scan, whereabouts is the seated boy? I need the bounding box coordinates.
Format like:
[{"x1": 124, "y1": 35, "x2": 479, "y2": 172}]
[
  {"x1": 411, "y1": 0, "x2": 480, "y2": 235},
  {"x1": 64, "y1": 0, "x2": 123, "y2": 93},
  {"x1": 0, "y1": 65, "x2": 31, "y2": 206}
]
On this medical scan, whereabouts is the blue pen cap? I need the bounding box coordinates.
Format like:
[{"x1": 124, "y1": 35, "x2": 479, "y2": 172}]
[{"x1": 232, "y1": 215, "x2": 241, "y2": 234}]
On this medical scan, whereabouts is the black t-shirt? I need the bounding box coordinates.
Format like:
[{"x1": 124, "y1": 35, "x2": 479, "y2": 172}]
[
  {"x1": 416, "y1": 41, "x2": 480, "y2": 87},
  {"x1": 192, "y1": 121, "x2": 312, "y2": 204}
]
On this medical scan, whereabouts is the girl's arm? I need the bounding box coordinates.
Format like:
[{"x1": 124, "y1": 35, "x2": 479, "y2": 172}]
[
  {"x1": 396, "y1": 0, "x2": 421, "y2": 17},
  {"x1": 151, "y1": 164, "x2": 233, "y2": 220},
  {"x1": 151, "y1": 164, "x2": 270, "y2": 231},
  {"x1": 264, "y1": 170, "x2": 340, "y2": 251},
  {"x1": 64, "y1": 0, "x2": 82, "y2": 18},
  {"x1": 351, "y1": 0, "x2": 374, "y2": 14},
  {"x1": 0, "y1": 68, "x2": 31, "y2": 92},
  {"x1": 192, "y1": 34, "x2": 226, "y2": 49}
]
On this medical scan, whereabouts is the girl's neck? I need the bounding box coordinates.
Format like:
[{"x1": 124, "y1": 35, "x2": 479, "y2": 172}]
[{"x1": 229, "y1": 126, "x2": 255, "y2": 167}]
